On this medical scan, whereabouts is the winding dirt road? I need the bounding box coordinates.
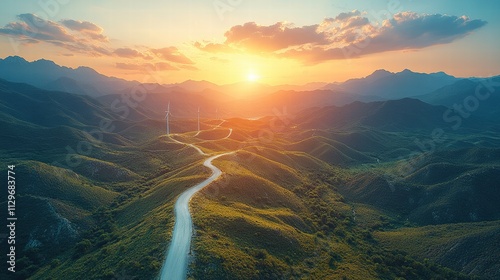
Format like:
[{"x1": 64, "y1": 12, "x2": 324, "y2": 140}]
[
  {"x1": 159, "y1": 124, "x2": 234, "y2": 280},
  {"x1": 159, "y1": 152, "x2": 233, "y2": 280}
]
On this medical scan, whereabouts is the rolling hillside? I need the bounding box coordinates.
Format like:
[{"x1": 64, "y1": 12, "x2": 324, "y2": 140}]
[
  {"x1": 0, "y1": 80, "x2": 205, "y2": 279},
  {"x1": 1, "y1": 63, "x2": 499, "y2": 279}
]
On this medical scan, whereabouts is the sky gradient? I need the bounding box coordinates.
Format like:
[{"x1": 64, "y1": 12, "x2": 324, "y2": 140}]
[{"x1": 0, "y1": 0, "x2": 499, "y2": 85}]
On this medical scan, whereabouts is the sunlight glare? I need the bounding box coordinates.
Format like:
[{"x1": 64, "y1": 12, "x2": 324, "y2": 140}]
[{"x1": 247, "y1": 72, "x2": 260, "y2": 82}]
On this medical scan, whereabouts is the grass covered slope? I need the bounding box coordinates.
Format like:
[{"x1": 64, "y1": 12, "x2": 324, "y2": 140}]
[
  {"x1": 375, "y1": 221, "x2": 500, "y2": 279},
  {"x1": 341, "y1": 149, "x2": 500, "y2": 226},
  {"x1": 187, "y1": 134, "x2": 473, "y2": 279},
  {"x1": 1, "y1": 77, "x2": 498, "y2": 279},
  {"x1": 0, "y1": 80, "x2": 207, "y2": 279},
  {"x1": 11, "y1": 136, "x2": 209, "y2": 280}
]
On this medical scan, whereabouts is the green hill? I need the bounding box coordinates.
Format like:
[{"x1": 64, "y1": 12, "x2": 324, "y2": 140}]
[
  {"x1": 1, "y1": 77, "x2": 497, "y2": 279},
  {"x1": 375, "y1": 221, "x2": 500, "y2": 279}
]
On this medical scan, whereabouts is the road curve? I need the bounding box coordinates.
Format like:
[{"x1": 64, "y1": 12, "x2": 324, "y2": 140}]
[
  {"x1": 159, "y1": 152, "x2": 233, "y2": 280},
  {"x1": 169, "y1": 135, "x2": 206, "y2": 156}
]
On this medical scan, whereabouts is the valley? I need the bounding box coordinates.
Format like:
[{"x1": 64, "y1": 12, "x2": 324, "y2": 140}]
[
  {"x1": 160, "y1": 122, "x2": 236, "y2": 280},
  {"x1": 0, "y1": 59, "x2": 499, "y2": 280},
  {"x1": 2, "y1": 0, "x2": 500, "y2": 278}
]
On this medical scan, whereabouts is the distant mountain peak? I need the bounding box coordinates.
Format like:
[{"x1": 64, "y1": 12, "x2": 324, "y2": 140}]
[
  {"x1": 400, "y1": 68, "x2": 415, "y2": 74},
  {"x1": 3, "y1": 56, "x2": 28, "y2": 64},
  {"x1": 334, "y1": 67, "x2": 459, "y2": 100},
  {"x1": 365, "y1": 69, "x2": 393, "y2": 80},
  {"x1": 372, "y1": 69, "x2": 392, "y2": 75},
  {"x1": 431, "y1": 71, "x2": 455, "y2": 78},
  {"x1": 0, "y1": 56, "x2": 135, "y2": 97},
  {"x1": 34, "y1": 58, "x2": 57, "y2": 66},
  {"x1": 180, "y1": 79, "x2": 215, "y2": 85},
  {"x1": 76, "y1": 66, "x2": 98, "y2": 74}
]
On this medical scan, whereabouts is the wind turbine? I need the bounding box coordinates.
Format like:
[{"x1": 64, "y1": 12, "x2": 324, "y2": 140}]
[{"x1": 165, "y1": 102, "x2": 171, "y2": 135}]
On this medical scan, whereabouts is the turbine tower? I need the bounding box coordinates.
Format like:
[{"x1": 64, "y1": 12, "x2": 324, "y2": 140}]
[
  {"x1": 197, "y1": 107, "x2": 200, "y2": 133},
  {"x1": 165, "y1": 102, "x2": 170, "y2": 135}
]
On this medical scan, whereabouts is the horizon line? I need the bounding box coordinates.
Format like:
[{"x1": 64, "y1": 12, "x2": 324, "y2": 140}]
[{"x1": 1, "y1": 55, "x2": 499, "y2": 87}]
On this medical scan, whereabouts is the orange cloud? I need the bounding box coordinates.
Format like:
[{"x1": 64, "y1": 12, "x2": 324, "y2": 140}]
[
  {"x1": 116, "y1": 62, "x2": 178, "y2": 71},
  {"x1": 223, "y1": 22, "x2": 330, "y2": 52},
  {"x1": 61, "y1": 19, "x2": 107, "y2": 42},
  {"x1": 178, "y1": 64, "x2": 199, "y2": 71},
  {"x1": 151, "y1": 47, "x2": 195, "y2": 64},
  {"x1": 0, "y1": 13, "x2": 110, "y2": 56},
  {"x1": 194, "y1": 41, "x2": 235, "y2": 53},
  {"x1": 113, "y1": 47, "x2": 198, "y2": 71},
  {"x1": 0, "y1": 14, "x2": 198, "y2": 71},
  {"x1": 195, "y1": 11, "x2": 487, "y2": 64},
  {"x1": 114, "y1": 47, "x2": 152, "y2": 59}
]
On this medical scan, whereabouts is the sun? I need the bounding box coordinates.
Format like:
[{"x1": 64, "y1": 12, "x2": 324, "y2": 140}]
[{"x1": 247, "y1": 72, "x2": 260, "y2": 82}]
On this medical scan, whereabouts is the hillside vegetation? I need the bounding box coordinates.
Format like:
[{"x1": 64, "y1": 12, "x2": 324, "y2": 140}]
[{"x1": 1, "y1": 77, "x2": 498, "y2": 279}]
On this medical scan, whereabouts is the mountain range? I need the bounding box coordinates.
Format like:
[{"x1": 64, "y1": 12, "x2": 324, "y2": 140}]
[
  {"x1": 3, "y1": 56, "x2": 498, "y2": 116},
  {"x1": 0, "y1": 56, "x2": 137, "y2": 97},
  {"x1": 324, "y1": 69, "x2": 459, "y2": 100},
  {"x1": 1, "y1": 56, "x2": 500, "y2": 279}
]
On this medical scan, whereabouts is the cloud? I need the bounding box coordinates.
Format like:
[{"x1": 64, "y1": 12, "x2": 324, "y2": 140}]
[
  {"x1": 0, "y1": 13, "x2": 74, "y2": 42},
  {"x1": 61, "y1": 19, "x2": 101, "y2": 32},
  {"x1": 114, "y1": 47, "x2": 198, "y2": 68},
  {"x1": 334, "y1": 10, "x2": 362, "y2": 21},
  {"x1": 196, "y1": 11, "x2": 487, "y2": 64},
  {"x1": 224, "y1": 22, "x2": 330, "y2": 52},
  {"x1": 0, "y1": 14, "x2": 197, "y2": 70},
  {"x1": 178, "y1": 64, "x2": 199, "y2": 71},
  {"x1": 194, "y1": 41, "x2": 235, "y2": 53},
  {"x1": 49, "y1": 40, "x2": 111, "y2": 56},
  {"x1": 116, "y1": 62, "x2": 179, "y2": 71},
  {"x1": 195, "y1": 22, "x2": 330, "y2": 53},
  {"x1": 114, "y1": 47, "x2": 152, "y2": 59},
  {"x1": 151, "y1": 47, "x2": 195, "y2": 64},
  {"x1": 61, "y1": 19, "x2": 107, "y2": 41},
  {"x1": 0, "y1": 13, "x2": 109, "y2": 56}
]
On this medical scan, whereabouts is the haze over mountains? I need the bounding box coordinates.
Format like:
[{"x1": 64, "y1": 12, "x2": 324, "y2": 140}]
[
  {"x1": 324, "y1": 69, "x2": 459, "y2": 100},
  {"x1": 2, "y1": 56, "x2": 499, "y2": 120},
  {"x1": 1, "y1": 56, "x2": 500, "y2": 279},
  {"x1": 0, "y1": 56, "x2": 459, "y2": 98}
]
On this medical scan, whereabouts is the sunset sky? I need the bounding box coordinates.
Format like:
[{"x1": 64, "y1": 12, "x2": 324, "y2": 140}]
[{"x1": 1, "y1": 0, "x2": 499, "y2": 85}]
